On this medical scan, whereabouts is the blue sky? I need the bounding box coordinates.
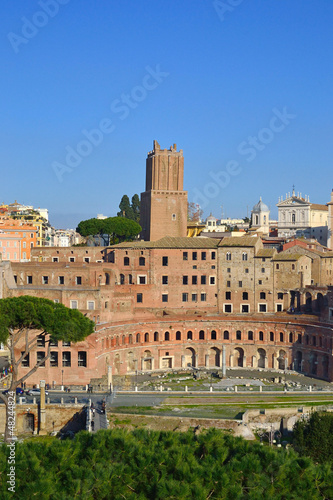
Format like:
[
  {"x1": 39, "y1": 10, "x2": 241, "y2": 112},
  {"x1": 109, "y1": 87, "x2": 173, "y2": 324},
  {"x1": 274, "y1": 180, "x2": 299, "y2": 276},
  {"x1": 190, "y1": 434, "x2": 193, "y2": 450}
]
[{"x1": 1, "y1": 0, "x2": 333, "y2": 228}]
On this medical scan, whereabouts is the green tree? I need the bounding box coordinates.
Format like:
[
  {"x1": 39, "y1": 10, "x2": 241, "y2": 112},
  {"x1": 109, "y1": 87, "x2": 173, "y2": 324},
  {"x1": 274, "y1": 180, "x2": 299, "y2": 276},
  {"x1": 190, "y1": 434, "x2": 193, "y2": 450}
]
[
  {"x1": 131, "y1": 194, "x2": 141, "y2": 223},
  {"x1": 117, "y1": 195, "x2": 134, "y2": 220},
  {"x1": 293, "y1": 411, "x2": 333, "y2": 464},
  {"x1": 77, "y1": 217, "x2": 141, "y2": 245},
  {"x1": 0, "y1": 296, "x2": 94, "y2": 443}
]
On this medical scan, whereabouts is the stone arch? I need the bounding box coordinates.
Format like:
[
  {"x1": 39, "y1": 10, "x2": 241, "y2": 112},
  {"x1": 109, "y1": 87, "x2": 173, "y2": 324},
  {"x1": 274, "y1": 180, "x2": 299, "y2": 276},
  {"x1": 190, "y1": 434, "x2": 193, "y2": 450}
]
[
  {"x1": 278, "y1": 349, "x2": 287, "y2": 370},
  {"x1": 23, "y1": 413, "x2": 35, "y2": 432},
  {"x1": 305, "y1": 292, "x2": 312, "y2": 312},
  {"x1": 323, "y1": 355, "x2": 329, "y2": 379},
  {"x1": 310, "y1": 352, "x2": 318, "y2": 375},
  {"x1": 257, "y1": 348, "x2": 266, "y2": 368},
  {"x1": 185, "y1": 347, "x2": 196, "y2": 367},
  {"x1": 210, "y1": 347, "x2": 221, "y2": 367},
  {"x1": 143, "y1": 350, "x2": 152, "y2": 371},
  {"x1": 234, "y1": 347, "x2": 244, "y2": 367},
  {"x1": 295, "y1": 350, "x2": 302, "y2": 372}
]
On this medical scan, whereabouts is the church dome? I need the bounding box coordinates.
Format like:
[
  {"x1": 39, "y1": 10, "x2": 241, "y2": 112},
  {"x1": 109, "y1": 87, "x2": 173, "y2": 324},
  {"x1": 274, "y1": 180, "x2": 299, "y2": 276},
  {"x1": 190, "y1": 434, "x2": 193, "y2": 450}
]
[{"x1": 252, "y1": 197, "x2": 269, "y2": 213}]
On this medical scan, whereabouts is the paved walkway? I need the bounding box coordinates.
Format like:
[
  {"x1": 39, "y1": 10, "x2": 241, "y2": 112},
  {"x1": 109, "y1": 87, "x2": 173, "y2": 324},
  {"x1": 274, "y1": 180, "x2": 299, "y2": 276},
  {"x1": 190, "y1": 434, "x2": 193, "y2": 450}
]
[{"x1": 91, "y1": 400, "x2": 108, "y2": 432}]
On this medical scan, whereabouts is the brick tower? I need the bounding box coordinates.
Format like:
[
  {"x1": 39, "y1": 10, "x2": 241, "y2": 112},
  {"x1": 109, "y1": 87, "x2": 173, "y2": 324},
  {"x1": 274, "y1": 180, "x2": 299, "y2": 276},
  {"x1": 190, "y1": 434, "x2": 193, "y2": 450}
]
[{"x1": 140, "y1": 141, "x2": 188, "y2": 241}]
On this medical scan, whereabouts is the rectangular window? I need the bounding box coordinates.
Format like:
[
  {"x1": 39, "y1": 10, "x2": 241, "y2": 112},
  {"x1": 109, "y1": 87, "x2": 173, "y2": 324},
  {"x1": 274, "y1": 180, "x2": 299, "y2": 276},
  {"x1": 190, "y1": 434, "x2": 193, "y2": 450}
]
[
  {"x1": 277, "y1": 292, "x2": 283, "y2": 300},
  {"x1": 70, "y1": 300, "x2": 78, "y2": 309},
  {"x1": 276, "y1": 304, "x2": 283, "y2": 312},
  {"x1": 239, "y1": 281, "x2": 242, "y2": 288},
  {"x1": 211, "y1": 251, "x2": 216, "y2": 260},
  {"x1": 201, "y1": 275, "x2": 206, "y2": 285},
  {"x1": 84, "y1": 257, "x2": 90, "y2": 263},
  {"x1": 62, "y1": 352, "x2": 71, "y2": 367},
  {"x1": 242, "y1": 305, "x2": 249, "y2": 313},
  {"x1": 69, "y1": 257, "x2": 75, "y2": 262},
  {"x1": 227, "y1": 281, "x2": 231, "y2": 287},
  {"x1": 227, "y1": 268, "x2": 231, "y2": 273},
  {"x1": 138, "y1": 275, "x2": 146, "y2": 284},
  {"x1": 42, "y1": 276, "x2": 48, "y2": 285},
  {"x1": 162, "y1": 294, "x2": 168, "y2": 303},
  {"x1": 78, "y1": 351, "x2": 87, "y2": 367},
  {"x1": 37, "y1": 335, "x2": 45, "y2": 347},
  {"x1": 49, "y1": 339, "x2": 58, "y2": 346},
  {"x1": 259, "y1": 304, "x2": 267, "y2": 312},
  {"x1": 76, "y1": 276, "x2": 82, "y2": 285},
  {"x1": 183, "y1": 252, "x2": 188, "y2": 261},
  {"x1": 162, "y1": 275, "x2": 168, "y2": 285},
  {"x1": 192, "y1": 252, "x2": 197, "y2": 260},
  {"x1": 201, "y1": 251, "x2": 206, "y2": 260},
  {"x1": 27, "y1": 275, "x2": 33, "y2": 284},
  {"x1": 62, "y1": 341, "x2": 71, "y2": 347},
  {"x1": 192, "y1": 276, "x2": 198, "y2": 285},
  {"x1": 258, "y1": 280, "x2": 262, "y2": 285},
  {"x1": 225, "y1": 291, "x2": 231, "y2": 300},
  {"x1": 200, "y1": 293, "x2": 206, "y2": 302},
  {"x1": 261, "y1": 268, "x2": 265, "y2": 273},
  {"x1": 50, "y1": 352, "x2": 58, "y2": 367},
  {"x1": 245, "y1": 268, "x2": 249, "y2": 274},
  {"x1": 137, "y1": 293, "x2": 143, "y2": 303},
  {"x1": 182, "y1": 293, "x2": 188, "y2": 302},
  {"x1": 270, "y1": 332, "x2": 274, "y2": 342},
  {"x1": 58, "y1": 276, "x2": 65, "y2": 285},
  {"x1": 192, "y1": 293, "x2": 197, "y2": 302},
  {"x1": 37, "y1": 351, "x2": 46, "y2": 367},
  {"x1": 21, "y1": 352, "x2": 29, "y2": 367},
  {"x1": 224, "y1": 304, "x2": 232, "y2": 313},
  {"x1": 209, "y1": 276, "x2": 215, "y2": 285},
  {"x1": 183, "y1": 276, "x2": 188, "y2": 285},
  {"x1": 52, "y1": 257, "x2": 59, "y2": 262},
  {"x1": 87, "y1": 301, "x2": 95, "y2": 310},
  {"x1": 162, "y1": 256, "x2": 168, "y2": 266}
]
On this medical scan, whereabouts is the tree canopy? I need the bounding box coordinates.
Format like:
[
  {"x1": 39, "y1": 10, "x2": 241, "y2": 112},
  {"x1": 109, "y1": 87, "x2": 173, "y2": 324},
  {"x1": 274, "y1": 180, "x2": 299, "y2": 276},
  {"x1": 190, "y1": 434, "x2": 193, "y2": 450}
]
[
  {"x1": 0, "y1": 296, "x2": 95, "y2": 442},
  {"x1": 117, "y1": 194, "x2": 141, "y2": 223},
  {"x1": 1, "y1": 428, "x2": 333, "y2": 499},
  {"x1": 293, "y1": 411, "x2": 333, "y2": 464},
  {"x1": 76, "y1": 217, "x2": 141, "y2": 244}
]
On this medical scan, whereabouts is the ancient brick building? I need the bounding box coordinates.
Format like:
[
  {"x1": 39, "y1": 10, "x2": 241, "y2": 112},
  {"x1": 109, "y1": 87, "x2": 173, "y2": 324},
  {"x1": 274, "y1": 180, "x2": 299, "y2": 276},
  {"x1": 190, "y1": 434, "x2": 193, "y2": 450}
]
[{"x1": 140, "y1": 141, "x2": 188, "y2": 241}]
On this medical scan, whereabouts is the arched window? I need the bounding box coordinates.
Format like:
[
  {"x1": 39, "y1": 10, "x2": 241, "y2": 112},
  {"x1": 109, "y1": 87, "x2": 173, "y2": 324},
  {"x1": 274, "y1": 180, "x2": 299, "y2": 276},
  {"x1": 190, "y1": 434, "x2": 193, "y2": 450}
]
[
  {"x1": 144, "y1": 332, "x2": 149, "y2": 342},
  {"x1": 136, "y1": 333, "x2": 140, "y2": 343},
  {"x1": 129, "y1": 334, "x2": 133, "y2": 344},
  {"x1": 211, "y1": 330, "x2": 217, "y2": 340},
  {"x1": 164, "y1": 331, "x2": 170, "y2": 341},
  {"x1": 176, "y1": 331, "x2": 181, "y2": 340},
  {"x1": 129, "y1": 274, "x2": 133, "y2": 284},
  {"x1": 226, "y1": 252, "x2": 231, "y2": 261},
  {"x1": 105, "y1": 273, "x2": 110, "y2": 285},
  {"x1": 292, "y1": 213, "x2": 296, "y2": 223},
  {"x1": 120, "y1": 274, "x2": 125, "y2": 285},
  {"x1": 259, "y1": 331, "x2": 264, "y2": 341},
  {"x1": 187, "y1": 331, "x2": 193, "y2": 340},
  {"x1": 289, "y1": 332, "x2": 293, "y2": 343},
  {"x1": 122, "y1": 335, "x2": 126, "y2": 345},
  {"x1": 223, "y1": 330, "x2": 229, "y2": 340},
  {"x1": 154, "y1": 331, "x2": 159, "y2": 341},
  {"x1": 280, "y1": 332, "x2": 284, "y2": 342},
  {"x1": 199, "y1": 330, "x2": 205, "y2": 340},
  {"x1": 236, "y1": 330, "x2": 242, "y2": 340},
  {"x1": 248, "y1": 331, "x2": 253, "y2": 340}
]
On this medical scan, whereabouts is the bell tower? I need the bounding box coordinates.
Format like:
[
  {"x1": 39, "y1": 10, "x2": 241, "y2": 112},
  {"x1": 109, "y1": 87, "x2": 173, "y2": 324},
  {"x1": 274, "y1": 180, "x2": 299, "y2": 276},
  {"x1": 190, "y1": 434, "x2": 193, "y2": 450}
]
[{"x1": 140, "y1": 141, "x2": 188, "y2": 241}]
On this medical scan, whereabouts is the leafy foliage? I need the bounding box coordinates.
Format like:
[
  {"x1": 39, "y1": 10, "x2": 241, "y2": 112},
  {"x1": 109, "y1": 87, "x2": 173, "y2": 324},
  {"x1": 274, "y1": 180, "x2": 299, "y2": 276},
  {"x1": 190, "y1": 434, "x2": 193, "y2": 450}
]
[
  {"x1": 76, "y1": 217, "x2": 141, "y2": 244},
  {"x1": 1, "y1": 428, "x2": 333, "y2": 499},
  {"x1": 117, "y1": 194, "x2": 141, "y2": 223},
  {"x1": 0, "y1": 296, "x2": 94, "y2": 346},
  {"x1": 293, "y1": 411, "x2": 333, "y2": 464}
]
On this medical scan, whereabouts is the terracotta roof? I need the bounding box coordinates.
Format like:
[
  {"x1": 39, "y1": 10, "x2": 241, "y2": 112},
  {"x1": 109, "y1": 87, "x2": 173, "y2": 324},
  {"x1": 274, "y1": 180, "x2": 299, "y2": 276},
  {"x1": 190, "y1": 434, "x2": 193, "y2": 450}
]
[
  {"x1": 272, "y1": 253, "x2": 304, "y2": 261},
  {"x1": 255, "y1": 249, "x2": 276, "y2": 257},
  {"x1": 310, "y1": 203, "x2": 328, "y2": 211},
  {"x1": 218, "y1": 236, "x2": 261, "y2": 247},
  {"x1": 111, "y1": 236, "x2": 220, "y2": 249}
]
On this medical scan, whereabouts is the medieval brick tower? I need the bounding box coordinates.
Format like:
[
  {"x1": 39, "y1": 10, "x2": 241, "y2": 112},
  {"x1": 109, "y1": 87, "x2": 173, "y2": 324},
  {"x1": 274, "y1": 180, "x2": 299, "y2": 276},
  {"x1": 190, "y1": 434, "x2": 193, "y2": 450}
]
[{"x1": 140, "y1": 141, "x2": 188, "y2": 241}]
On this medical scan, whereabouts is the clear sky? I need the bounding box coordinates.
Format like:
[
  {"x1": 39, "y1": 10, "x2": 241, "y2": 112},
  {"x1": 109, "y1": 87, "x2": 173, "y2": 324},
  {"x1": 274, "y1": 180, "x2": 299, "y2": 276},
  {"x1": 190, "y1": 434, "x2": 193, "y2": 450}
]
[{"x1": 1, "y1": 0, "x2": 333, "y2": 228}]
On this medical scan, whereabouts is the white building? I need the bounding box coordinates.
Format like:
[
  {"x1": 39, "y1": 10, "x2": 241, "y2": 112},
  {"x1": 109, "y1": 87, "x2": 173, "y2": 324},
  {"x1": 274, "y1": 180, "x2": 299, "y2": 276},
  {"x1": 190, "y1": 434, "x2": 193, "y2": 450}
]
[{"x1": 277, "y1": 188, "x2": 328, "y2": 245}]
